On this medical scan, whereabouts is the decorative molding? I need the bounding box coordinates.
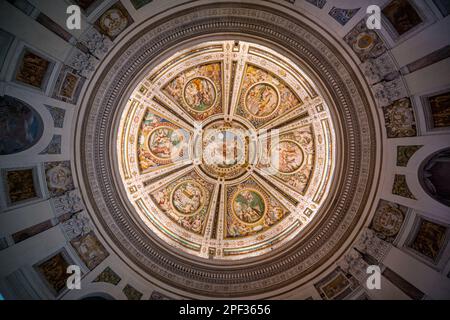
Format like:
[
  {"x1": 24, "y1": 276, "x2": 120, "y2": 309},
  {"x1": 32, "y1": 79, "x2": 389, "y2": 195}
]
[
  {"x1": 80, "y1": 27, "x2": 112, "y2": 59},
  {"x1": 360, "y1": 52, "x2": 398, "y2": 85},
  {"x1": 337, "y1": 249, "x2": 369, "y2": 284},
  {"x1": 50, "y1": 189, "x2": 84, "y2": 216},
  {"x1": 370, "y1": 200, "x2": 407, "y2": 243},
  {"x1": 344, "y1": 20, "x2": 386, "y2": 62},
  {"x1": 67, "y1": 49, "x2": 97, "y2": 79},
  {"x1": 61, "y1": 211, "x2": 92, "y2": 240},
  {"x1": 354, "y1": 228, "x2": 392, "y2": 262},
  {"x1": 383, "y1": 98, "x2": 417, "y2": 138},
  {"x1": 373, "y1": 78, "x2": 408, "y2": 108}
]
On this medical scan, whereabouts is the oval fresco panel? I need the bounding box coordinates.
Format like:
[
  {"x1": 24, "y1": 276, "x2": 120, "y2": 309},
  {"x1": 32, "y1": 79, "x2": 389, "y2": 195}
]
[
  {"x1": 170, "y1": 180, "x2": 206, "y2": 216},
  {"x1": 147, "y1": 125, "x2": 184, "y2": 161},
  {"x1": 245, "y1": 82, "x2": 279, "y2": 118},
  {"x1": 232, "y1": 189, "x2": 267, "y2": 224},
  {"x1": 0, "y1": 96, "x2": 44, "y2": 155},
  {"x1": 353, "y1": 31, "x2": 378, "y2": 55},
  {"x1": 271, "y1": 140, "x2": 304, "y2": 174},
  {"x1": 183, "y1": 77, "x2": 216, "y2": 112}
]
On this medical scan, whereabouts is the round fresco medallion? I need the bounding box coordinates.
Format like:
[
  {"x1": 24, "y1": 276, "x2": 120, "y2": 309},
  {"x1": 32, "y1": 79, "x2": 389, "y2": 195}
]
[
  {"x1": 354, "y1": 32, "x2": 376, "y2": 52},
  {"x1": 0, "y1": 96, "x2": 44, "y2": 155},
  {"x1": 170, "y1": 181, "x2": 205, "y2": 216},
  {"x1": 372, "y1": 204, "x2": 405, "y2": 237},
  {"x1": 232, "y1": 189, "x2": 267, "y2": 224},
  {"x1": 245, "y1": 82, "x2": 279, "y2": 118},
  {"x1": 183, "y1": 77, "x2": 216, "y2": 112},
  {"x1": 271, "y1": 140, "x2": 304, "y2": 174},
  {"x1": 147, "y1": 125, "x2": 183, "y2": 161},
  {"x1": 203, "y1": 129, "x2": 246, "y2": 169},
  {"x1": 199, "y1": 120, "x2": 251, "y2": 181}
]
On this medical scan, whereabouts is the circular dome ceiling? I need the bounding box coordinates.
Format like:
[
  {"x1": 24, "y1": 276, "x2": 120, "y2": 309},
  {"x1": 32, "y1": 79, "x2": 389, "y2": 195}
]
[
  {"x1": 77, "y1": 3, "x2": 380, "y2": 298},
  {"x1": 117, "y1": 40, "x2": 336, "y2": 260}
]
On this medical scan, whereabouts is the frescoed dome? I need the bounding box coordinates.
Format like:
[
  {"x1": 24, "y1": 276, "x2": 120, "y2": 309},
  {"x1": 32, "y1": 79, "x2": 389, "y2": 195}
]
[{"x1": 116, "y1": 40, "x2": 336, "y2": 260}]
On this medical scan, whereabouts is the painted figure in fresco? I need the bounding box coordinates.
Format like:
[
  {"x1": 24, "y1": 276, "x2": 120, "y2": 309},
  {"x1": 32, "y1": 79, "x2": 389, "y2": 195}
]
[
  {"x1": 165, "y1": 75, "x2": 186, "y2": 98},
  {"x1": 322, "y1": 274, "x2": 350, "y2": 299},
  {"x1": 279, "y1": 86, "x2": 299, "y2": 109},
  {"x1": 172, "y1": 182, "x2": 203, "y2": 215},
  {"x1": 429, "y1": 92, "x2": 450, "y2": 128},
  {"x1": 268, "y1": 207, "x2": 284, "y2": 221},
  {"x1": 184, "y1": 78, "x2": 215, "y2": 111},
  {"x1": 148, "y1": 127, "x2": 182, "y2": 159},
  {"x1": 6, "y1": 169, "x2": 37, "y2": 203},
  {"x1": 154, "y1": 189, "x2": 171, "y2": 212},
  {"x1": 204, "y1": 131, "x2": 243, "y2": 167},
  {"x1": 138, "y1": 111, "x2": 189, "y2": 171},
  {"x1": 233, "y1": 190, "x2": 266, "y2": 224},
  {"x1": 35, "y1": 253, "x2": 71, "y2": 295},
  {"x1": 294, "y1": 130, "x2": 314, "y2": 154},
  {"x1": 99, "y1": 8, "x2": 128, "y2": 38},
  {"x1": 70, "y1": 232, "x2": 109, "y2": 270},
  {"x1": 16, "y1": 50, "x2": 50, "y2": 88},
  {"x1": 165, "y1": 64, "x2": 220, "y2": 106},
  {"x1": 201, "y1": 63, "x2": 221, "y2": 81},
  {"x1": 179, "y1": 216, "x2": 203, "y2": 233},
  {"x1": 60, "y1": 72, "x2": 79, "y2": 98},
  {"x1": 246, "y1": 66, "x2": 265, "y2": 84},
  {"x1": 382, "y1": 0, "x2": 422, "y2": 36},
  {"x1": 151, "y1": 176, "x2": 208, "y2": 235},
  {"x1": 246, "y1": 83, "x2": 278, "y2": 117},
  {"x1": 273, "y1": 141, "x2": 303, "y2": 174},
  {"x1": 0, "y1": 97, "x2": 44, "y2": 155}
]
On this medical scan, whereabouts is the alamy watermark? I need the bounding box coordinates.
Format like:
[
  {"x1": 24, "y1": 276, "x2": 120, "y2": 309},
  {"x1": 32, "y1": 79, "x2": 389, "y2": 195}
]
[
  {"x1": 66, "y1": 265, "x2": 81, "y2": 290},
  {"x1": 66, "y1": 5, "x2": 81, "y2": 30},
  {"x1": 366, "y1": 265, "x2": 382, "y2": 290},
  {"x1": 65, "y1": 5, "x2": 383, "y2": 31},
  {"x1": 366, "y1": 5, "x2": 382, "y2": 30}
]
